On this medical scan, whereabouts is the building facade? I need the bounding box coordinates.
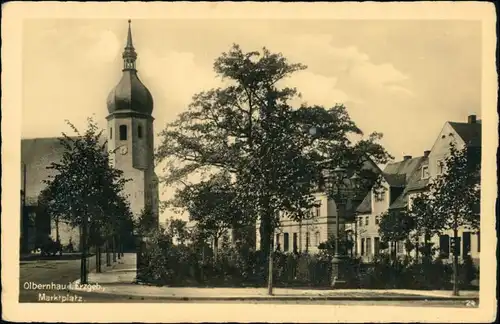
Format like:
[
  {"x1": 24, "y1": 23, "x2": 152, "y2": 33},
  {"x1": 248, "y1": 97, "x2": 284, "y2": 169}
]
[
  {"x1": 255, "y1": 159, "x2": 381, "y2": 254},
  {"x1": 20, "y1": 21, "x2": 159, "y2": 253},
  {"x1": 354, "y1": 115, "x2": 481, "y2": 264}
]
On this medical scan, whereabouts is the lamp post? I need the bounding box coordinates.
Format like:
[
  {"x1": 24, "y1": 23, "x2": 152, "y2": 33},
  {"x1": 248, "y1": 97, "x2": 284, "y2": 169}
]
[{"x1": 322, "y1": 165, "x2": 360, "y2": 288}]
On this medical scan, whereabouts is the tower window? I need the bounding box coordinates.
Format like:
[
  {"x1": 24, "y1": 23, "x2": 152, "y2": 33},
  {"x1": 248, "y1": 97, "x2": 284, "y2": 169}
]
[
  {"x1": 110, "y1": 127, "x2": 113, "y2": 139},
  {"x1": 138, "y1": 125, "x2": 143, "y2": 139},
  {"x1": 119, "y1": 125, "x2": 127, "y2": 141}
]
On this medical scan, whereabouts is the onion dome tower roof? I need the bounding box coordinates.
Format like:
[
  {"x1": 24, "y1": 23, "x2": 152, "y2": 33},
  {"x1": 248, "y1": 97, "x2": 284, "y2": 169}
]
[{"x1": 107, "y1": 20, "x2": 153, "y2": 115}]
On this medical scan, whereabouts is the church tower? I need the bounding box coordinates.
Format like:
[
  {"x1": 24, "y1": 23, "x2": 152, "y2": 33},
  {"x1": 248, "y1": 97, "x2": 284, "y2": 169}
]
[{"x1": 106, "y1": 20, "x2": 159, "y2": 221}]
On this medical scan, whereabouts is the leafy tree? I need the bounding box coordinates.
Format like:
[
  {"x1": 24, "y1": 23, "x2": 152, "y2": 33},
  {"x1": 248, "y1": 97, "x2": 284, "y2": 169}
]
[
  {"x1": 406, "y1": 190, "x2": 441, "y2": 262},
  {"x1": 378, "y1": 210, "x2": 415, "y2": 260},
  {"x1": 137, "y1": 205, "x2": 158, "y2": 236},
  {"x1": 429, "y1": 142, "x2": 481, "y2": 295},
  {"x1": 42, "y1": 117, "x2": 131, "y2": 283},
  {"x1": 156, "y1": 44, "x2": 391, "y2": 293},
  {"x1": 171, "y1": 172, "x2": 249, "y2": 260},
  {"x1": 166, "y1": 218, "x2": 189, "y2": 246}
]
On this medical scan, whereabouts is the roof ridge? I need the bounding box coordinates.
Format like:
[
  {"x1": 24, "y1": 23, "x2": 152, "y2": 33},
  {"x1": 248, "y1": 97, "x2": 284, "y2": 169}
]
[{"x1": 21, "y1": 135, "x2": 81, "y2": 140}]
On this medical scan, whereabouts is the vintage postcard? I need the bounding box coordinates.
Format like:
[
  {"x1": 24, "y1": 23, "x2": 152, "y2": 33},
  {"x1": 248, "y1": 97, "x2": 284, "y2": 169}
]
[{"x1": 2, "y1": 1, "x2": 497, "y2": 322}]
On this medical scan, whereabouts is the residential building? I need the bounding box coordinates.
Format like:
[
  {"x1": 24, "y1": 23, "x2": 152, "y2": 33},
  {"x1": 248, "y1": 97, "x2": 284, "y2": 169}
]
[
  {"x1": 355, "y1": 115, "x2": 481, "y2": 264},
  {"x1": 354, "y1": 154, "x2": 426, "y2": 262},
  {"x1": 256, "y1": 159, "x2": 381, "y2": 254}
]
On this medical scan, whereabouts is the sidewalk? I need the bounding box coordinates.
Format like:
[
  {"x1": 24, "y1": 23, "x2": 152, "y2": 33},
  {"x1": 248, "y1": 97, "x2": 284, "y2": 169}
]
[{"x1": 70, "y1": 253, "x2": 480, "y2": 301}]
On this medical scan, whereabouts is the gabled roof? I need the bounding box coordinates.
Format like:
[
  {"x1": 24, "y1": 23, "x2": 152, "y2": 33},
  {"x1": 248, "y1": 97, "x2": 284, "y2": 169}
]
[
  {"x1": 355, "y1": 191, "x2": 371, "y2": 214},
  {"x1": 448, "y1": 122, "x2": 481, "y2": 148},
  {"x1": 382, "y1": 156, "x2": 424, "y2": 186},
  {"x1": 389, "y1": 192, "x2": 408, "y2": 210},
  {"x1": 22, "y1": 137, "x2": 71, "y2": 205},
  {"x1": 388, "y1": 157, "x2": 429, "y2": 210},
  {"x1": 21, "y1": 136, "x2": 108, "y2": 205}
]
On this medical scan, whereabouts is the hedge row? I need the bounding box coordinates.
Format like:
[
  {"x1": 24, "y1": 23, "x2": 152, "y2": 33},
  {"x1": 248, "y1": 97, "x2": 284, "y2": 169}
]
[{"x1": 136, "y1": 232, "x2": 479, "y2": 290}]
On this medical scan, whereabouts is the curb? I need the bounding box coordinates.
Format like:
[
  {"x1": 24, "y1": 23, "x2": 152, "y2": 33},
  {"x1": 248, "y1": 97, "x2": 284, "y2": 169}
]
[{"x1": 69, "y1": 289, "x2": 479, "y2": 302}]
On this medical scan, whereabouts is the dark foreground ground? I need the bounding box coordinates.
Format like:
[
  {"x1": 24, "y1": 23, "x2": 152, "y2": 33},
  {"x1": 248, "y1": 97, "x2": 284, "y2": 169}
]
[{"x1": 19, "y1": 257, "x2": 478, "y2": 308}]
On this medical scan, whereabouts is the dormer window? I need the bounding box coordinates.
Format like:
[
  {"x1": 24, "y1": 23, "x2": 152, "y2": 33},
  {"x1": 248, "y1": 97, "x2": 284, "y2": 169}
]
[
  {"x1": 119, "y1": 125, "x2": 127, "y2": 141},
  {"x1": 110, "y1": 127, "x2": 113, "y2": 140},
  {"x1": 422, "y1": 165, "x2": 430, "y2": 179},
  {"x1": 138, "y1": 125, "x2": 143, "y2": 139}
]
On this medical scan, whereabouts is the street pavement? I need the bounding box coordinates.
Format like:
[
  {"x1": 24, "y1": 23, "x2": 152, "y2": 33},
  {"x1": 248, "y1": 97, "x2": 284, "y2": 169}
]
[{"x1": 19, "y1": 254, "x2": 102, "y2": 302}]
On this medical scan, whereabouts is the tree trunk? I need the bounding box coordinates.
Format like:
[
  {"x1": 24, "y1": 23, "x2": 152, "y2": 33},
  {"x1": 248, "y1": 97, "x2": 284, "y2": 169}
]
[
  {"x1": 96, "y1": 245, "x2": 102, "y2": 273},
  {"x1": 415, "y1": 241, "x2": 420, "y2": 264},
  {"x1": 112, "y1": 235, "x2": 117, "y2": 263},
  {"x1": 259, "y1": 213, "x2": 272, "y2": 258},
  {"x1": 117, "y1": 236, "x2": 121, "y2": 260},
  {"x1": 106, "y1": 239, "x2": 111, "y2": 267},
  {"x1": 55, "y1": 216, "x2": 60, "y2": 243},
  {"x1": 213, "y1": 236, "x2": 219, "y2": 262},
  {"x1": 354, "y1": 220, "x2": 358, "y2": 257},
  {"x1": 80, "y1": 216, "x2": 88, "y2": 284},
  {"x1": 267, "y1": 232, "x2": 274, "y2": 296},
  {"x1": 452, "y1": 226, "x2": 460, "y2": 296}
]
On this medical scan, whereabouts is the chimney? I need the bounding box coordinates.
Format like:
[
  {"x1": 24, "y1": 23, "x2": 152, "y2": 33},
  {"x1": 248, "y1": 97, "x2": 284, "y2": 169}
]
[
  {"x1": 424, "y1": 150, "x2": 430, "y2": 157},
  {"x1": 468, "y1": 115, "x2": 477, "y2": 124},
  {"x1": 403, "y1": 155, "x2": 412, "y2": 161}
]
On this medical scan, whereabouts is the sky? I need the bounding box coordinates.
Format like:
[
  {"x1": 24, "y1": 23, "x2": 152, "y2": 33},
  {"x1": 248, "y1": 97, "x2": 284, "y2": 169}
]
[{"x1": 22, "y1": 19, "x2": 482, "y2": 223}]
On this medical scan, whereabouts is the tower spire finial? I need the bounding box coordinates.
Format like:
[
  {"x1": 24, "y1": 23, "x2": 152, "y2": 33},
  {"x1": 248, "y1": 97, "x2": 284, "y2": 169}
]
[
  {"x1": 126, "y1": 19, "x2": 133, "y2": 48},
  {"x1": 122, "y1": 19, "x2": 137, "y2": 71}
]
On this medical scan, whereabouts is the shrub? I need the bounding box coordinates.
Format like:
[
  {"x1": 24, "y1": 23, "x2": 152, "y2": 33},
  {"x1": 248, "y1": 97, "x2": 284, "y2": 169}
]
[
  {"x1": 138, "y1": 235, "x2": 471, "y2": 290},
  {"x1": 459, "y1": 255, "x2": 477, "y2": 287}
]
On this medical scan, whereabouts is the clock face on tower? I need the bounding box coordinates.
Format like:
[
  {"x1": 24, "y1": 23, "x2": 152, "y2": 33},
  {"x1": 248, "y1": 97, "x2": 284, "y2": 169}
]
[{"x1": 120, "y1": 145, "x2": 128, "y2": 155}]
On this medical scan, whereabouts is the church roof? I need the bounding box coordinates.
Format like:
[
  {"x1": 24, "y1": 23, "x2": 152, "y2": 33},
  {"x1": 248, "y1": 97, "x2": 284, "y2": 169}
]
[
  {"x1": 21, "y1": 136, "x2": 107, "y2": 205},
  {"x1": 21, "y1": 137, "x2": 70, "y2": 205},
  {"x1": 107, "y1": 20, "x2": 153, "y2": 116},
  {"x1": 106, "y1": 72, "x2": 153, "y2": 115}
]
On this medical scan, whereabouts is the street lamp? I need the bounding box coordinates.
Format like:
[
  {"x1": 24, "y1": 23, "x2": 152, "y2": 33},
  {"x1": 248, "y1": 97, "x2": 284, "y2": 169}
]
[{"x1": 322, "y1": 165, "x2": 360, "y2": 288}]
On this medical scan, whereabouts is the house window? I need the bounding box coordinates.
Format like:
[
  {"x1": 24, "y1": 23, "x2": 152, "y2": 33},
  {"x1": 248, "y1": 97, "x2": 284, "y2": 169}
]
[
  {"x1": 439, "y1": 235, "x2": 450, "y2": 257},
  {"x1": 360, "y1": 238, "x2": 365, "y2": 256},
  {"x1": 366, "y1": 238, "x2": 372, "y2": 256},
  {"x1": 293, "y1": 233, "x2": 298, "y2": 253},
  {"x1": 365, "y1": 216, "x2": 369, "y2": 226},
  {"x1": 375, "y1": 215, "x2": 380, "y2": 225},
  {"x1": 437, "y1": 160, "x2": 444, "y2": 175},
  {"x1": 276, "y1": 233, "x2": 281, "y2": 251},
  {"x1": 119, "y1": 125, "x2": 127, "y2": 141},
  {"x1": 138, "y1": 125, "x2": 143, "y2": 139},
  {"x1": 374, "y1": 237, "x2": 380, "y2": 256},
  {"x1": 422, "y1": 166, "x2": 430, "y2": 179},
  {"x1": 283, "y1": 233, "x2": 289, "y2": 252},
  {"x1": 358, "y1": 216, "x2": 363, "y2": 227},
  {"x1": 305, "y1": 232, "x2": 310, "y2": 251},
  {"x1": 314, "y1": 232, "x2": 320, "y2": 246},
  {"x1": 110, "y1": 127, "x2": 113, "y2": 139},
  {"x1": 463, "y1": 232, "x2": 471, "y2": 256},
  {"x1": 315, "y1": 200, "x2": 321, "y2": 217}
]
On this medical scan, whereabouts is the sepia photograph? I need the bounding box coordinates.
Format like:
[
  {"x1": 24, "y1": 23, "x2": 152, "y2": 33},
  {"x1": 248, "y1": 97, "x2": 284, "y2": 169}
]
[{"x1": 2, "y1": 2, "x2": 497, "y2": 323}]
